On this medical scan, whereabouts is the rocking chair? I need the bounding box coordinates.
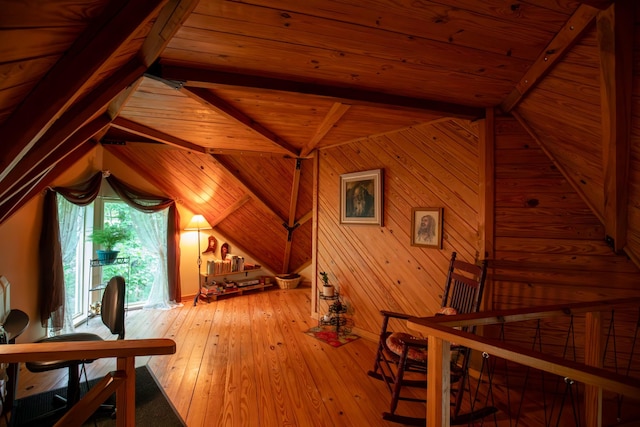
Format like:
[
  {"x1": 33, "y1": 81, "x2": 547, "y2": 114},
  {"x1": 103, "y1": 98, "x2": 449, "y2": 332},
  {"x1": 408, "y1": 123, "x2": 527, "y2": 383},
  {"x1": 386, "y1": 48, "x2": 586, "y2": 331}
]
[{"x1": 367, "y1": 252, "x2": 494, "y2": 425}]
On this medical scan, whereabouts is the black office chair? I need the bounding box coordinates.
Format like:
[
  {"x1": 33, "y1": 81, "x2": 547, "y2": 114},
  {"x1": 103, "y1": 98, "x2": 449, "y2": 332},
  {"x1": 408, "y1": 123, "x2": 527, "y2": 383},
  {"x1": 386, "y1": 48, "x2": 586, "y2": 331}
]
[{"x1": 25, "y1": 275, "x2": 125, "y2": 417}]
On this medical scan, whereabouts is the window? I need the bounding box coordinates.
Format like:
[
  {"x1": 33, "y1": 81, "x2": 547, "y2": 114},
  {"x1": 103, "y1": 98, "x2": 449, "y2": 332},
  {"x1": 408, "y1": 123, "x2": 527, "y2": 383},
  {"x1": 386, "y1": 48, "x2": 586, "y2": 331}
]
[{"x1": 59, "y1": 196, "x2": 167, "y2": 327}]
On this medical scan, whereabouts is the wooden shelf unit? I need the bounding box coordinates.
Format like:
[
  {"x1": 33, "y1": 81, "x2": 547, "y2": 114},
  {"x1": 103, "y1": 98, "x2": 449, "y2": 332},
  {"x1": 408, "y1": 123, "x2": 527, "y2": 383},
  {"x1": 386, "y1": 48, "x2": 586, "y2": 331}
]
[{"x1": 199, "y1": 268, "x2": 270, "y2": 302}]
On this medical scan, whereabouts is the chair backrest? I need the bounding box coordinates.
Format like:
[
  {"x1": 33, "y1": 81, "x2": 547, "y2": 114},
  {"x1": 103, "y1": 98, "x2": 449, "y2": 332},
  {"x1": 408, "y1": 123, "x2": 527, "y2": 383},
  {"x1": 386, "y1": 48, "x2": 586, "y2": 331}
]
[
  {"x1": 440, "y1": 252, "x2": 488, "y2": 331},
  {"x1": 439, "y1": 253, "x2": 490, "y2": 421},
  {"x1": 101, "y1": 275, "x2": 125, "y2": 340}
]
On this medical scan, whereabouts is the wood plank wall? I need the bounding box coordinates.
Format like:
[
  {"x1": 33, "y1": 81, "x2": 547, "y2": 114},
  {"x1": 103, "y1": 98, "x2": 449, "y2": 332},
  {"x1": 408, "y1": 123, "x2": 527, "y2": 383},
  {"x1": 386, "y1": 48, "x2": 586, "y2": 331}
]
[
  {"x1": 492, "y1": 115, "x2": 640, "y2": 377},
  {"x1": 317, "y1": 120, "x2": 482, "y2": 339},
  {"x1": 318, "y1": 115, "x2": 640, "y2": 381},
  {"x1": 626, "y1": 6, "x2": 640, "y2": 264}
]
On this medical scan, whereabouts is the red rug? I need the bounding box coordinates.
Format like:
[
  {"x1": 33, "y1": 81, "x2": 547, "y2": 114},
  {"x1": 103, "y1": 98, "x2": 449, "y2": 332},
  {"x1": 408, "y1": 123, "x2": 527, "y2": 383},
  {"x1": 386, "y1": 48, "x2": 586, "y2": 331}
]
[{"x1": 305, "y1": 326, "x2": 360, "y2": 347}]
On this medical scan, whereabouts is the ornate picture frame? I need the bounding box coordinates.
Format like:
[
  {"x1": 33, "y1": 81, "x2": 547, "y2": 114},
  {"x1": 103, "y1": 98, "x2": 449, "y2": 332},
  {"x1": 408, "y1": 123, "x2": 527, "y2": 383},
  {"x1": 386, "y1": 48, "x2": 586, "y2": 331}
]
[
  {"x1": 411, "y1": 207, "x2": 443, "y2": 248},
  {"x1": 340, "y1": 169, "x2": 383, "y2": 225}
]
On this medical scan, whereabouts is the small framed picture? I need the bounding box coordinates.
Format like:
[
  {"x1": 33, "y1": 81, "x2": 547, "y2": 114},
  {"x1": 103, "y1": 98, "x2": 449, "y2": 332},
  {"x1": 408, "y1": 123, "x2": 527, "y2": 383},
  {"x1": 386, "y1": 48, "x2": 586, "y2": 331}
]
[
  {"x1": 340, "y1": 169, "x2": 383, "y2": 225},
  {"x1": 411, "y1": 207, "x2": 443, "y2": 248}
]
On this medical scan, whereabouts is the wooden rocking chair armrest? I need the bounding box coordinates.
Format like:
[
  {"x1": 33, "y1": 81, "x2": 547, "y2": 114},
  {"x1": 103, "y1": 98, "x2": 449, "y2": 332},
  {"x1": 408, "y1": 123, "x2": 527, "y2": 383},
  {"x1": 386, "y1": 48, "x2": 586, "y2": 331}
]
[{"x1": 379, "y1": 310, "x2": 412, "y2": 320}]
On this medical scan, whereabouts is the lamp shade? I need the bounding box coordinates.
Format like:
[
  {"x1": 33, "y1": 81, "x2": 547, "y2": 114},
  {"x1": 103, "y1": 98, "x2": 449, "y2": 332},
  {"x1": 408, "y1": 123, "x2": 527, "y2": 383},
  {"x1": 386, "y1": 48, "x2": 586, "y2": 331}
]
[{"x1": 185, "y1": 214, "x2": 212, "y2": 231}]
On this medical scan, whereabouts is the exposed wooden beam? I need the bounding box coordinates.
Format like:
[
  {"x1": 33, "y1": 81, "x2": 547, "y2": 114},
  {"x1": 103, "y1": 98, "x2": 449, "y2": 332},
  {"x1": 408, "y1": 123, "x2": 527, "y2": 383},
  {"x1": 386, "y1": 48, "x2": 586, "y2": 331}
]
[
  {"x1": 150, "y1": 64, "x2": 484, "y2": 120},
  {"x1": 311, "y1": 152, "x2": 320, "y2": 317},
  {"x1": 297, "y1": 210, "x2": 312, "y2": 226},
  {"x1": 598, "y1": 0, "x2": 633, "y2": 254},
  {"x1": 282, "y1": 159, "x2": 303, "y2": 273},
  {"x1": 0, "y1": 0, "x2": 167, "y2": 182},
  {"x1": 206, "y1": 148, "x2": 292, "y2": 157},
  {"x1": 0, "y1": 168, "x2": 52, "y2": 226},
  {"x1": 478, "y1": 109, "x2": 495, "y2": 260},
  {"x1": 0, "y1": 117, "x2": 109, "y2": 204},
  {"x1": 141, "y1": 0, "x2": 200, "y2": 67},
  {"x1": 501, "y1": 4, "x2": 599, "y2": 112},
  {"x1": 478, "y1": 108, "x2": 495, "y2": 311},
  {"x1": 182, "y1": 87, "x2": 299, "y2": 157},
  {"x1": 580, "y1": 0, "x2": 615, "y2": 10},
  {"x1": 0, "y1": 141, "x2": 97, "y2": 226},
  {"x1": 107, "y1": 0, "x2": 198, "y2": 127},
  {"x1": 300, "y1": 103, "x2": 351, "y2": 158},
  {"x1": 207, "y1": 194, "x2": 251, "y2": 228},
  {"x1": 0, "y1": 58, "x2": 146, "y2": 201},
  {"x1": 110, "y1": 117, "x2": 206, "y2": 153},
  {"x1": 211, "y1": 154, "x2": 287, "y2": 225},
  {"x1": 107, "y1": 78, "x2": 144, "y2": 120}
]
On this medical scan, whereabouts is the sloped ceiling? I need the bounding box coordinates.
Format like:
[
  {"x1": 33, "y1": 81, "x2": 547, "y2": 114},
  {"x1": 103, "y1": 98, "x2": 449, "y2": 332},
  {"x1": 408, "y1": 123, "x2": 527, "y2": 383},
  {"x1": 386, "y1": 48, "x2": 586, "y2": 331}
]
[{"x1": 0, "y1": 0, "x2": 632, "y2": 274}]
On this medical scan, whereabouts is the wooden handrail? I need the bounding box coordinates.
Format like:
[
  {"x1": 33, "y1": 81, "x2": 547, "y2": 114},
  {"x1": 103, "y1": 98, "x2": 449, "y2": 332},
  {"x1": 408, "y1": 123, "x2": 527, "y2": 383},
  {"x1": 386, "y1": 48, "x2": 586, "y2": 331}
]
[
  {"x1": 0, "y1": 338, "x2": 175, "y2": 362},
  {"x1": 0, "y1": 338, "x2": 176, "y2": 427},
  {"x1": 407, "y1": 297, "x2": 640, "y2": 427}
]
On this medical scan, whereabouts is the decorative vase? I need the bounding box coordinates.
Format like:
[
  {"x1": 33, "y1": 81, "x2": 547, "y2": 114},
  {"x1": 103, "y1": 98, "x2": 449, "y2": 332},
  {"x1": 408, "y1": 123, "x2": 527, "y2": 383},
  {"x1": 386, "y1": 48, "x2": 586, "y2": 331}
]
[
  {"x1": 323, "y1": 284, "x2": 334, "y2": 297},
  {"x1": 97, "y1": 250, "x2": 119, "y2": 265}
]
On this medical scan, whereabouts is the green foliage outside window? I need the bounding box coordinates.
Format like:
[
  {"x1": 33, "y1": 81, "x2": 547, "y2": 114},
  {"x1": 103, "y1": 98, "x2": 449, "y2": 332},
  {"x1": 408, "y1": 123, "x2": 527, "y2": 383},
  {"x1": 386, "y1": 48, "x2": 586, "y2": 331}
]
[{"x1": 101, "y1": 202, "x2": 161, "y2": 304}]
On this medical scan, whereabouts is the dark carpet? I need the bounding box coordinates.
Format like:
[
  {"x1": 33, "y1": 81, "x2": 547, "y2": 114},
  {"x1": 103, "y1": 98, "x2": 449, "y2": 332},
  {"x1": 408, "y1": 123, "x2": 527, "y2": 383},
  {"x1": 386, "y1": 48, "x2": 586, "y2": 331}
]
[{"x1": 10, "y1": 365, "x2": 185, "y2": 427}]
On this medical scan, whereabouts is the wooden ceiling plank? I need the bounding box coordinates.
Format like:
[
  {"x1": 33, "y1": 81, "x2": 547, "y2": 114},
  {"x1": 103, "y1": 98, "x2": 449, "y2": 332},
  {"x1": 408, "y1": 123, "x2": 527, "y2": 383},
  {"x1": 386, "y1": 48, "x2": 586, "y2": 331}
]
[
  {"x1": 0, "y1": 117, "x2": 108, "y2": 204},
  {"x1": 208, "y1": 194, "x2": 251, "y2": 228},
  {"x1": 110, "y1": 117, "x2": 206, "y2": 153},
  {"x1": 0, "y1": 0, "x2": 168, "y2": 182},
  {"x1": 501, "y1": 4, "x2": 600, "y2": 112},
  {"x1": 598, "y1": 0, "x2": 633, "y2": 253},
  {"x1": 0, "y1": 141, "x2": 97, "y2": 226},
  {"x1": 0, "y1": 58, "x2": 146, "y2": 201},
  {"x1": 152, "y1": 64, "x2": 483, "y2": 120},
  {"x1": 211, "y1": 154, "x2": 287, "y2": 225},
  {"x1": 300, "y1": 102, "x2": 351, "y2": 158},
  {"x1": 513, "y1": 110, "x2": 603, "y2": 225},
  {"x1": 182, "y1": 87, "x2": 299, "y2": 157}
]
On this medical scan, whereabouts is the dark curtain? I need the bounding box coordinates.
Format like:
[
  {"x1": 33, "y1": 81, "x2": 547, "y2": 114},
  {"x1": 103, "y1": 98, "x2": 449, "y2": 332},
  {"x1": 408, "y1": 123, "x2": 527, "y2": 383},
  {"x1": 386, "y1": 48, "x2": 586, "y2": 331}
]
[
  {"x1": 39, "y1": 171, "x2": 181, "y2": 330},
  {"x1": 38, "y1": 190, "x2": 65, "y2": 328},
  {"x1": 39, "y1": 172, "x2": 103, "y2": 328}
]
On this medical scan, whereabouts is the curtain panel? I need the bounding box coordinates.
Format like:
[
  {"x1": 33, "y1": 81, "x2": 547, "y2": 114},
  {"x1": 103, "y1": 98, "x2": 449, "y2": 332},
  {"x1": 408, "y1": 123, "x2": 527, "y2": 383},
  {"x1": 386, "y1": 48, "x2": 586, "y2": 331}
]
[{"x1": 39, "y1": 171, "x2": 181, "y2": 330}]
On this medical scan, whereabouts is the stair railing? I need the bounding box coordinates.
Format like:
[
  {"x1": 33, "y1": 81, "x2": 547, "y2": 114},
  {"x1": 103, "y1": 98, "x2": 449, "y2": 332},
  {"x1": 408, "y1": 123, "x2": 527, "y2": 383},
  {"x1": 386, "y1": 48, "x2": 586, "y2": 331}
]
[
  {"x1": 0, "y1": 338, "x2": 176, "y2": 427},
  {"x1": 407, "y1": 297, "x2": 640, "y2": 427}
]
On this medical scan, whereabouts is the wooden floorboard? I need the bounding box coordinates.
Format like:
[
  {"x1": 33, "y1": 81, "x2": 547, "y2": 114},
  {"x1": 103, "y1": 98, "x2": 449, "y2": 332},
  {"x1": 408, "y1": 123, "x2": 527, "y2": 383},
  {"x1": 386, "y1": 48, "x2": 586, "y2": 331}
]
[
  {"x1": 7, "y1": 285, "x2": 640, "y2": 426},
  {"x1": 8, "y1": 285, "x2": 419, "y2": 426}
]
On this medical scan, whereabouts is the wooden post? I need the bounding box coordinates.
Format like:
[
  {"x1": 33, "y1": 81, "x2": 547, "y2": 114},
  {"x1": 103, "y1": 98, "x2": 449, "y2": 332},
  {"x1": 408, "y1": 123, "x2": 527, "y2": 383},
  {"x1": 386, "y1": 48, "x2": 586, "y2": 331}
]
[
  {"x1": 426, "y1": 335, "x2": 450, "y2": 427},
  {"x1": 584, "y1": 311, "x2": 603, "y2": 427},
  {"x1": 116, "y1": 356, "x2": 136, "y2": 427}
]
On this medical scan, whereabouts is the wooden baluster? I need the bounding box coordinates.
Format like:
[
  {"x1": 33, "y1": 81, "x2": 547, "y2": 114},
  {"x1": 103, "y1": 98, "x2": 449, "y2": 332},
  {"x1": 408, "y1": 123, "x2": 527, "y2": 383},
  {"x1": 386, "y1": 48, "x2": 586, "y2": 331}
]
[{"x1": 584, "y1": 311, "x2": 603, "y2": 427}]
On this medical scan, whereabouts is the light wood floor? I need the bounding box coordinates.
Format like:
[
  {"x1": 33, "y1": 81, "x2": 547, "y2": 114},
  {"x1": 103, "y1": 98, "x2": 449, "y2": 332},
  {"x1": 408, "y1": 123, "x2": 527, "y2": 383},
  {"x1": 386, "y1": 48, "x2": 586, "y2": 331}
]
[
  {"x1": 9, "y1": 285, "x2": 427, "y2": 426},
  {"x1": 8, "y1": 285, "x2": 640, "y2": 427}
]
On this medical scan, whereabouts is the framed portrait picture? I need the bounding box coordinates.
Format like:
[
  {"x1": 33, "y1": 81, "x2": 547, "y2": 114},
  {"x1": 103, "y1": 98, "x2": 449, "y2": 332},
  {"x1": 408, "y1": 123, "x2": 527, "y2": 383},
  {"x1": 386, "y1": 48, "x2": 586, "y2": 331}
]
[
  {"x1": 411, "y1": 207, "x2": 443, "y2": 248},
  {"x1": 340, "y1": 169, "x2": 383, "y2": 225}
]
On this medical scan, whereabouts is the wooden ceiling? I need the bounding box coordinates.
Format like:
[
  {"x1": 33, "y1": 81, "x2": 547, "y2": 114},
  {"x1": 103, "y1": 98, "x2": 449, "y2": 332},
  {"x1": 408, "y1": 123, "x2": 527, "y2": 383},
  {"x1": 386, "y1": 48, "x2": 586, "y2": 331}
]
[{"x1": 0, "y1": 0, "x2": 616, "y2": 274}]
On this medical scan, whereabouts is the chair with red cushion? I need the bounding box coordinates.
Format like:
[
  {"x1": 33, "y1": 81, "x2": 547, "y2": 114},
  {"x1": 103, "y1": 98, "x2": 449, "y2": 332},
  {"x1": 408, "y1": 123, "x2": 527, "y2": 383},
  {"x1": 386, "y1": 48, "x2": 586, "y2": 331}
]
[{"x1": 367, "y1": 252, "x2": 492, "y2": 425}]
